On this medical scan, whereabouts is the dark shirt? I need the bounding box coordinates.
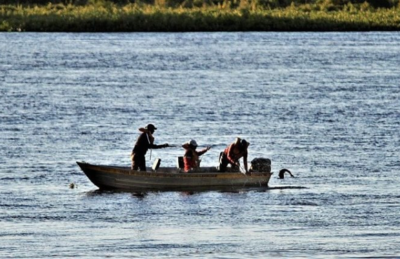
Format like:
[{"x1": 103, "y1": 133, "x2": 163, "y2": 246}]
[{"x1": 132, "y1": 132, "x2": 164, "y2": 156}]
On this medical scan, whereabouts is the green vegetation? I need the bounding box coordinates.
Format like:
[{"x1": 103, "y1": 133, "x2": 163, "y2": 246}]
[{"x1": 1, "y1": 0, "x2": 400, "y2": 32}]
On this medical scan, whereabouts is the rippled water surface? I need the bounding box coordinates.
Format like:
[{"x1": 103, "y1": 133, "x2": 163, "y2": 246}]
[{"x1": 1, "y1": 32, "x2": 400, "y2": 258}]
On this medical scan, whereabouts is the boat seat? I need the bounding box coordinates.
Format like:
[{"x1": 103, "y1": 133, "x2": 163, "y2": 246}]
[
  {"x1": 152, "y1": 158, "x2": 161, "y2": 171},
  {"x1": 177, "y1": 156, "x2": 184, "y2": 169}
]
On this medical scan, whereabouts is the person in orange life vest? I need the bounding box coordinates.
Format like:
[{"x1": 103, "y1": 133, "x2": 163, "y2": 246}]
[
  {"x1": 131, "y1": 124, "x2": 168, "y2": 171},
  {"x1": 219, "y1": 138, "x2": 250, "y2": 174},
  {"x1": 182, "y1": 139, "x2": 211, "y2": 172}
]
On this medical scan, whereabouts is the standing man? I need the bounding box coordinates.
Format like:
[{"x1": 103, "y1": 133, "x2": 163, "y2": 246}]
[{"x1": 131, "y1": 124, "x2": 168, "y2": 171}]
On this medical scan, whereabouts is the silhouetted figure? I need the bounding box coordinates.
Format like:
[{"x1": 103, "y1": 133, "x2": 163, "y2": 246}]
[{"x1": 131, "y1": 124, "x2": 168, "y2": 171}]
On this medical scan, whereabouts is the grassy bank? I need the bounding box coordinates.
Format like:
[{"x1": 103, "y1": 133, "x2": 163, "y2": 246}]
[{"x1": 1, "y1": 1, "x2": 400, "y2": 32}]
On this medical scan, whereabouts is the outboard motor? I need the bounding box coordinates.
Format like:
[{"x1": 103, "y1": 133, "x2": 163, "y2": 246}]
[{"x1": 250, "y1": 158, "x2": 271, "y2": 172}]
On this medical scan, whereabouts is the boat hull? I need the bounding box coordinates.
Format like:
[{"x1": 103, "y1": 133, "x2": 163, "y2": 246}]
[{"x1": 77, "y1": 162, "x2": 272, "y2": 192}]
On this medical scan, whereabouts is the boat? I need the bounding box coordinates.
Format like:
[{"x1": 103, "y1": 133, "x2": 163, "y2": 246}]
[{"x1": 76, "y1": 160, "x2": 273, "y2": 192}]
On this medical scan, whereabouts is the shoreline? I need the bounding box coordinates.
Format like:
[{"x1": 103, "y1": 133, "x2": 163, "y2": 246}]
[{"x1": 1, "y1": 3, "x2": 400, "y2": 32}]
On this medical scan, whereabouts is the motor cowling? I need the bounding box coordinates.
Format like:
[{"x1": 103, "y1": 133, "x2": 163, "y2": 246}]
[{"x1": 250, "y1": 158, "x2": 271, "y2": 172}]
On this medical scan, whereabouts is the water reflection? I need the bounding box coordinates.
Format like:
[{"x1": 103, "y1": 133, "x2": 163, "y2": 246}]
[{"x1": 82, "y1": 186, "x2": 307, "y2": 198}]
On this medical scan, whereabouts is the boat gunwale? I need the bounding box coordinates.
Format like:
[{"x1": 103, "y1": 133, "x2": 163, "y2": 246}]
[{"x1": 76, "y1": 161, "x2": 272, "y2": 179}]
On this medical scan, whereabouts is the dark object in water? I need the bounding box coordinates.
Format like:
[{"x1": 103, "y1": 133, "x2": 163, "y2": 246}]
[{"x1": 278, "y1": 169, "x2": 294, "y2": 179}]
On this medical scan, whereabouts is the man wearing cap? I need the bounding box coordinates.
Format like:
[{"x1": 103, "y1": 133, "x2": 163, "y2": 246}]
[
  {"x1": 219, "y1": 137, "x2": 250, "y2": 174},
  {"x1": 131, "y1": 124, "x2": 169, "y2": 171}
]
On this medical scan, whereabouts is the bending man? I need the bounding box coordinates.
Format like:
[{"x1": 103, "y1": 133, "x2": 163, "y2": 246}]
[{"x1": 219, "y1": 138, "x2": 250, "y2": 174}]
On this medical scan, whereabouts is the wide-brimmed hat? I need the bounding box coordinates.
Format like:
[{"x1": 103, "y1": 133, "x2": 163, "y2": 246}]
[
  {"x1": 189, "y1": 139, "x2": 198, "y2": 147},
  {"x1": 145, "y1": 124, "x2": 157, "y2": 131}
]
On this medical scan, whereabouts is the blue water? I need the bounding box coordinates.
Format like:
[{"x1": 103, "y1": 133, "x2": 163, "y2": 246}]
[{"x1": 1, "y1": 32, "x2": 400, "y2": 258}]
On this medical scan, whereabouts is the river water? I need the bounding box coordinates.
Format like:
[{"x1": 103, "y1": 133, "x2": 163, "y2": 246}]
[{"x1": 1, "y1": 32, "x2": 399, "y2": 258}]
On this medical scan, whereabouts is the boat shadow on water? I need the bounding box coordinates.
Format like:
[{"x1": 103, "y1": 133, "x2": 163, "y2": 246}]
[{"x1": 82, "y1": 185, "x2": 308, "y2": 198}]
